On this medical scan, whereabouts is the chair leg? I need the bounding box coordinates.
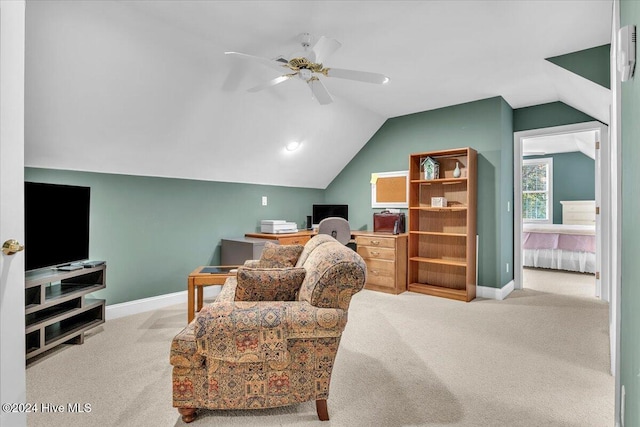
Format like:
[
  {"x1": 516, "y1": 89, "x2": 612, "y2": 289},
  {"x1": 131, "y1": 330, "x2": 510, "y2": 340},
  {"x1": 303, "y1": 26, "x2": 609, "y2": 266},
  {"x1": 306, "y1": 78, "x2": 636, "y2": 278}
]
[
  {"x1": 178, "y1": 407, "x2": 197, "y2": 423},
  {"x1": 316, "y1": 399, "x2": 329, "y2": 421}
]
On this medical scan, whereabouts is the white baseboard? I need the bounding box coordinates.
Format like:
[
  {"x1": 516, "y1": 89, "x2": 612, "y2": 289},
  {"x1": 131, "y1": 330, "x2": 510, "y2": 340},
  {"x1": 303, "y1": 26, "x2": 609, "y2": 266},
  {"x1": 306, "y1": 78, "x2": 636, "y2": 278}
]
[
  {"x1": 476, "y1": 280, "x2": 514, "y2": 300},
  {"x1": 105, "y1": 286, "x2": 221, "y2": 320}
]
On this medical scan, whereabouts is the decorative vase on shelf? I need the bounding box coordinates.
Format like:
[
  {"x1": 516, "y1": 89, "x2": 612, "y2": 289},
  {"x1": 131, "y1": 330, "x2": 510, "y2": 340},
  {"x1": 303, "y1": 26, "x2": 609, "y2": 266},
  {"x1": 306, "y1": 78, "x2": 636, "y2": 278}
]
[{"x1": 453, "y1": 162, "x2": 461, "y2": 178}]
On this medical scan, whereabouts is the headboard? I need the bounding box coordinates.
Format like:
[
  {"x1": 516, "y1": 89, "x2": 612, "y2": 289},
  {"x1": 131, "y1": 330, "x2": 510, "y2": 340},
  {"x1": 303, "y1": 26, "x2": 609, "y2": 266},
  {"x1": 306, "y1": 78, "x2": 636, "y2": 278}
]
[{"x1": 560, "y1": 200, "x2": 596, "y2": 225}]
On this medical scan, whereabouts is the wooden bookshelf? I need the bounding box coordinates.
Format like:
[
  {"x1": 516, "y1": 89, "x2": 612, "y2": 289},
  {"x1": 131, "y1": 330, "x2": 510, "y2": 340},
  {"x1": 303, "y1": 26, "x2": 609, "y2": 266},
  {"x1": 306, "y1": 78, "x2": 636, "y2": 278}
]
[{"x1": 408, "y1": 148, "x2": 477, "y2": 302}]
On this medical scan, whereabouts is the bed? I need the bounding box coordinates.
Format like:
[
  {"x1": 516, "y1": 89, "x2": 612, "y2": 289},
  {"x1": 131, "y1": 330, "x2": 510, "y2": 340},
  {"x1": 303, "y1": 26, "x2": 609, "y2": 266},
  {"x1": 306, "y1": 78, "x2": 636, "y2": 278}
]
[{"x1": 522, "y1": 201, "x2": 596, "y2": 274}]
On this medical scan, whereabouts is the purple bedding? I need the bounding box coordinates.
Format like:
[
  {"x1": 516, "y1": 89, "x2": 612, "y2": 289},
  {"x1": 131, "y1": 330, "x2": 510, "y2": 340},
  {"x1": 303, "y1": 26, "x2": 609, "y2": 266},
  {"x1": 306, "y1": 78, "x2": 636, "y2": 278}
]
[{"x1": 522, "y1": 224, "x2": 596, "y2": 253}]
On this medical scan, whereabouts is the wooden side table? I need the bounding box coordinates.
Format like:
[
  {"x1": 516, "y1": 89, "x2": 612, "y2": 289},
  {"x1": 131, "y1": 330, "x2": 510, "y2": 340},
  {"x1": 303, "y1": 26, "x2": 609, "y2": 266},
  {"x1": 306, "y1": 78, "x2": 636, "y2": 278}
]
[{"x1": 187, "y1": 266, "x2": 238, "y2": 323}]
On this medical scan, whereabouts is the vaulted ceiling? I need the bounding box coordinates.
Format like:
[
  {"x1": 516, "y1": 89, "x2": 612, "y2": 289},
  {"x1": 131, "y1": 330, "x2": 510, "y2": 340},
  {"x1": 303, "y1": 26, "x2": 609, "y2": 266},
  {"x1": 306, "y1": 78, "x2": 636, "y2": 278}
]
[{"x1": 24, "y1": 1, "x2": 613, "y2": 188}]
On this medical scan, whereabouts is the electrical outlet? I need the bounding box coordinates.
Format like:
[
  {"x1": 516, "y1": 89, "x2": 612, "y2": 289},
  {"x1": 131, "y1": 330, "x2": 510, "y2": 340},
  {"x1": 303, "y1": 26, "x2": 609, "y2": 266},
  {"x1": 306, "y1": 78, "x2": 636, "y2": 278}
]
[{"x1": 261, "y1": 196, "x2": 267, "y2": 206}]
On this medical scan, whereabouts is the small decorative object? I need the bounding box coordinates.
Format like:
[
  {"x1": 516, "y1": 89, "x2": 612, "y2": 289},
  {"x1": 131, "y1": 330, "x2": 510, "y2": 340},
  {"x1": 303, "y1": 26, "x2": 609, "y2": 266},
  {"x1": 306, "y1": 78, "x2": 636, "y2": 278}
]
[
  {"x1": 453, "y1": 161, "x2": 461, "y2": 178},
  {"x1": 421, "y1": 156, "x2": 439, "y2": 180},
  {"x1": 431, "y1": 197, "x2": 448, "y2": 207}
]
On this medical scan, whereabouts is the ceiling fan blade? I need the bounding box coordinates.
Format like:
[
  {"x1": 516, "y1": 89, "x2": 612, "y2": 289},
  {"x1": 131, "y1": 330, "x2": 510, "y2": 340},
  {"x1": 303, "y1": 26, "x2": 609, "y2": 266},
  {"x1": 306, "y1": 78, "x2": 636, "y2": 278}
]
[
  {"x1": 224, "y1": 51, "x2": 288, "y2": 72},
  {"x1": 312, "y1": 36, "x2": 342, "y2": 64},
  {"x1": 247, "y1": 75, "x2": 293, "y2": 93},
  {"x1": 308, "y1": 78, "x2": 333, "y2": 105},
  {"x1": 325, "y1": 68, "x2": 390, "y2": 84}
]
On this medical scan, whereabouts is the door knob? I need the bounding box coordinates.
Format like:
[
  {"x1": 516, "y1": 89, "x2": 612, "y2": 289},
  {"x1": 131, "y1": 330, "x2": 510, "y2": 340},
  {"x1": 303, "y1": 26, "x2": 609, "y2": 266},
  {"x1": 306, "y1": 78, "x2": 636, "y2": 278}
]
[{"x1": 2, "y1": 239, "x2": 24, "y2": 255}]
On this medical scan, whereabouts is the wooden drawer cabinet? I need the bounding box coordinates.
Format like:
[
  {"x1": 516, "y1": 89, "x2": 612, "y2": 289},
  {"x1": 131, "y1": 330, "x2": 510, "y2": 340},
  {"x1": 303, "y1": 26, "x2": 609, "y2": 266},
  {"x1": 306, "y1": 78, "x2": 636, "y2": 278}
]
[
  {"x1": 355, "y1": 235, "x2": 396, "y2": 249},
  {"x1": 358, "y1": 245, "x2": 395, "y2": 261},
  {"x1": 364, "y1": 258, "x2": 396, "y2": 287},
  {"x1": 356, "y1": 233, "x2": 407, "y2": 294}
]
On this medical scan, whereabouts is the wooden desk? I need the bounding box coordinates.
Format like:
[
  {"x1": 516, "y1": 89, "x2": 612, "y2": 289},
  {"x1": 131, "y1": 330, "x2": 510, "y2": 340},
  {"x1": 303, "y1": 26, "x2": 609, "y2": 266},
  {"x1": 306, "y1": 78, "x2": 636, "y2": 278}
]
[
  {"x1": 187, "y1": 266, "x2": 238, "y2": 323},
  {"x1": 245, "y1": 230, "x2": 316, "y2": 245},
  {"x1": 244, "y1": 230, "x2": 399, "y2": 248},
  {"x1": 244, "y1": 230, "x2": 408, "y2": 294}
]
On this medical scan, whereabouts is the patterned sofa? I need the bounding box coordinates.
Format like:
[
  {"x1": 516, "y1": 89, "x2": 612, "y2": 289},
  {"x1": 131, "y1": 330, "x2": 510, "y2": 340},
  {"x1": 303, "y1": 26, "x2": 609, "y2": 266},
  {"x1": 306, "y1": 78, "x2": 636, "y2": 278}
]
[{"x1": 170, "y1": 234, "x2": 367, "y2": 423}]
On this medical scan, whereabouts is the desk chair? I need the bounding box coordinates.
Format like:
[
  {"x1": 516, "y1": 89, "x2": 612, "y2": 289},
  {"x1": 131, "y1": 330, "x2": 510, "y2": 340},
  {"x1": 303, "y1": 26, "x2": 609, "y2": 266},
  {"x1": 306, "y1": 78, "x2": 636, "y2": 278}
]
[{"x1": 318, "y1": 217, "x2": 351, "y2": 245}]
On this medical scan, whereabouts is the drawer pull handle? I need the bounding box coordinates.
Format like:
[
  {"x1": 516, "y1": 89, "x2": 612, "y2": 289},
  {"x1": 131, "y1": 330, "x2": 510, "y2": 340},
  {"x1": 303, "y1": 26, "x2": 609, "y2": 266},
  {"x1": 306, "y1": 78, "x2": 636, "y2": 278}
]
[
  {"x1": 371, "y1": 270, "x2": 378, "y2": 275},
  {"x1": 371, "y1": 251, "x2": 379, "y2": 256},
  {"x1": 371, "y1": 240, "x2": 380, "y2": 245}
]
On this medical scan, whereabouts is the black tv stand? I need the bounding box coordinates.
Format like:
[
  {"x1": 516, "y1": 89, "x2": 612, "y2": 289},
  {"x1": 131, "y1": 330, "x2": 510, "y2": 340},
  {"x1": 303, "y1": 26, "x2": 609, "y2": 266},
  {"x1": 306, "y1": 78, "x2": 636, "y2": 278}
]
[{"x1": 25, "y1": 264, "x2": 106, "y2": 361}]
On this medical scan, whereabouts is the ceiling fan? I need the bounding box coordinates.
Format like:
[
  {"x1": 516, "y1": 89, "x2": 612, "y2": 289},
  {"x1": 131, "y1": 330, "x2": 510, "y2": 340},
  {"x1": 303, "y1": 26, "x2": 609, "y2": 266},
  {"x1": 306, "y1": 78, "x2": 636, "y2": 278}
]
[{"x1": 225, "y1": 33, "x2": 390, "y2": 105}]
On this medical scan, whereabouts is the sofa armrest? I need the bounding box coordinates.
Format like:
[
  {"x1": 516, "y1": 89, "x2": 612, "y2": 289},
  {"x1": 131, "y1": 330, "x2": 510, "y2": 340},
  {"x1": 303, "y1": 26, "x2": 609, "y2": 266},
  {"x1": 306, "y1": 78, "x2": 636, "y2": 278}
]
[
  {"x1": 170, "y1": 322, "x2": 205, "y2": 369},
  {"x1": 193, "y1": 301, "x2": 346, "y2": 364}
]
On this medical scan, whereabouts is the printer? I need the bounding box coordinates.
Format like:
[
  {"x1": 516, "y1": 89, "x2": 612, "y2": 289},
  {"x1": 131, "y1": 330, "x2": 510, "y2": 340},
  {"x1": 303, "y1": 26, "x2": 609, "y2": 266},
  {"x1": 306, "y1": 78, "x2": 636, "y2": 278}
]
[{"x1": 260, "y1": 220, "x2": 298, "y2": 234}]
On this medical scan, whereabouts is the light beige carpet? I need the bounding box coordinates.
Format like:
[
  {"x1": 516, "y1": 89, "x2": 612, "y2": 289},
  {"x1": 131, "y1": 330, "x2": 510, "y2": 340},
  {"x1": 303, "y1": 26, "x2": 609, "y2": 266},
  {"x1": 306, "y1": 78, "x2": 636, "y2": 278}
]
[
  {"x1": 523, "y1": 267, "x2": 596, "y2": 298},
  {"x1": 26, "y1": 282, "x2": 613, "y2": 427}
]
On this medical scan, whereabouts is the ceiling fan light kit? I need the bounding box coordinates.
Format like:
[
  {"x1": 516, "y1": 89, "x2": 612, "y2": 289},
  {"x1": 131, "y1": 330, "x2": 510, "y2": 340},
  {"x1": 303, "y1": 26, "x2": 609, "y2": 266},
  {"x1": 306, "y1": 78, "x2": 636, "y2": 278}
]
[
  {"x1": 225, "y1": 33, "x2": 389, "y2": 105},
  {"x1": 285, "y1": 141, "x2": 301, "y2": 151}
]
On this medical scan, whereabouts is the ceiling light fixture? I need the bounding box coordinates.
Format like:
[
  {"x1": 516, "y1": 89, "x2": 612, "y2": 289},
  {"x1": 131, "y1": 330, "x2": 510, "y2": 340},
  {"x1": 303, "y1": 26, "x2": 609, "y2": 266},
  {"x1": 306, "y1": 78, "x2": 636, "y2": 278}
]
[{"x1": 286, "y1": 141, "x2": 301, "y2": 151}]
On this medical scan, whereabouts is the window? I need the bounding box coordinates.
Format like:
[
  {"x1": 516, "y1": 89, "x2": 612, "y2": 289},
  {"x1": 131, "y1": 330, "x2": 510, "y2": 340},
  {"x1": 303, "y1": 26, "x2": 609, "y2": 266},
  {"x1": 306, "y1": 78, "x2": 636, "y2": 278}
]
[{"x1": 522, "y1": 157, "x2": 553, "y2": 223}]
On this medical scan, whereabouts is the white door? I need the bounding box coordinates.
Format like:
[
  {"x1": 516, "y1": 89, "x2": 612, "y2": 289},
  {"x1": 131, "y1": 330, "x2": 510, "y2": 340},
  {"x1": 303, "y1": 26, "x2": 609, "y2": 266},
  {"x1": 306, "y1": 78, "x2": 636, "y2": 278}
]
[
  {"x1": 595, "y1": 132, "x2": 602, "y2": 298},
  {"x1": 0, "y1": 2, "x2": 27, "y2": 426},
  {"x1": 592, "y1": 125, "x2": 611, "y2": 303},
  {"x1": 594, "y1": 127, "x2": 611, "y2": 304}
]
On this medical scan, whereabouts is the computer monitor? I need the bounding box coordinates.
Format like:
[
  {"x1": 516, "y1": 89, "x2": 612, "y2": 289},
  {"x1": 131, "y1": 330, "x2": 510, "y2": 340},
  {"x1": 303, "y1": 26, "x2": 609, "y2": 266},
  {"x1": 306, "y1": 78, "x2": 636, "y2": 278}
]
[{"x1": 312, "y1": 204, "x2": 348, "y2": 227}]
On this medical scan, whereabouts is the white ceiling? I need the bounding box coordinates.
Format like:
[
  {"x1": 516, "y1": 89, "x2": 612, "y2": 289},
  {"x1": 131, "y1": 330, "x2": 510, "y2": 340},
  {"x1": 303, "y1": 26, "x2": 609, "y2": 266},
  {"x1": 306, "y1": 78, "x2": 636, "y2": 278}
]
[
  {"x1": 523, "y1": 130, "x2": 597, "y2": 159},
  {"x1": 24, "y1": 1, "x2": 613, "y2": 188}
]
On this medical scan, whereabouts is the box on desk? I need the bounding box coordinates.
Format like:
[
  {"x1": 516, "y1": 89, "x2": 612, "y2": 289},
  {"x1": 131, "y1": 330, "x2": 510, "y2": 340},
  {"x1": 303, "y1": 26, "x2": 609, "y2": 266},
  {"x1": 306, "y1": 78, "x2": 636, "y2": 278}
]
[{"x1": 431, "y1": 197, "x2": 448, "y2": 207}]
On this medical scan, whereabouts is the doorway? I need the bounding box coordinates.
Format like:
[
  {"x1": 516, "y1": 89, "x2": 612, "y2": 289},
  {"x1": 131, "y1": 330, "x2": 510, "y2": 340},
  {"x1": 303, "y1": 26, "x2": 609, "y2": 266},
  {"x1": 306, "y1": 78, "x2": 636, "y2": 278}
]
[
  {"x1": 520, "y1": 128, "x2": 599, "y2": 298},
  {"x1": 514, "y1": 121, "x2": 609, "y2": 300}
]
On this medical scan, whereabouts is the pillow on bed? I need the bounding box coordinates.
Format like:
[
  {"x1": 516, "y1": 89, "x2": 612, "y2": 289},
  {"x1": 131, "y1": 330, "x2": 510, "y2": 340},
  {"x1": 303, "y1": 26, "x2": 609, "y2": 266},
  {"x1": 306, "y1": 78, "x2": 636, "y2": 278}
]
[
  {"x1": 234, "y1": 267, "x2": 306, "y2": 301},
  {"x1": 258, "y1": 241, "x2": 304, "y2": 268}
]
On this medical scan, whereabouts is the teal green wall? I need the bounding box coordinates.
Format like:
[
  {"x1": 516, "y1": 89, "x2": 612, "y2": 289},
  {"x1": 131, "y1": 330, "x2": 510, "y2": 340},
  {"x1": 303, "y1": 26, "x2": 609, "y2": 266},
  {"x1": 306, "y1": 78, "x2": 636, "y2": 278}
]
[
  {"x1": 499, "y1": 100, "x2": 514, "y2": 286},
  {"x1": 25, "y1": 168, "x2": 323, "y2": 305},
  {"x1": 546, "y1": 44, "x2": 611, "y2": 89},
  {"x1": 325, "y1": 96, "x2": 514, "y2": 289},
  {"x1": 523, "y1": 152, "x2": 595, "y2": 224},
  {"x1": 513, "y1": 101, "x2": 596, "y2": 132},
  {"x1": 620, "y1": 2, "x2": 640, "y2": 426}
]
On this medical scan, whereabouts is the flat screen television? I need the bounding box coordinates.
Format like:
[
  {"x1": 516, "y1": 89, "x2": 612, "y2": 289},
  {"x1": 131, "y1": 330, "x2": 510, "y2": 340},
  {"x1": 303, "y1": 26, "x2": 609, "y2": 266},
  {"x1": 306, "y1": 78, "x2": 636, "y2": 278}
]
[
  {"x1": 312, "y1": 204, "x2": 348, "y2": 227},
  {"x1": 25, "y1": 182, "x2": 91, "y2": 271}
]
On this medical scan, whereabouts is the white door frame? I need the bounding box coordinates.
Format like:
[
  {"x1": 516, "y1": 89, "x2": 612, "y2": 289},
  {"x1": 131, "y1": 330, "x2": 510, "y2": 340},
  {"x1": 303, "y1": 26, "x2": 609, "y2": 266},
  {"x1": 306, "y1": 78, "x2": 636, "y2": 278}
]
[
  {"x1": 610, "y1": 0, "x2": 622, "y2": 419},
  {"x1": 514, "y1": 121, "x2": 609, "y2": 296},
  {"x1": 0, "y1": 1, "x2": 27, "y2": 426}
]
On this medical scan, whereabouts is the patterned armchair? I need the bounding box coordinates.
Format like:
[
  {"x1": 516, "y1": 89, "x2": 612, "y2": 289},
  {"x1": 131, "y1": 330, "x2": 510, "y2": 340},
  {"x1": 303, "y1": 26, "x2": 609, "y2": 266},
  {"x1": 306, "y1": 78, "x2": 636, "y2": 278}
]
[{"x1": 170, "y1": 234, "x2": 366, "y2": 423}]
